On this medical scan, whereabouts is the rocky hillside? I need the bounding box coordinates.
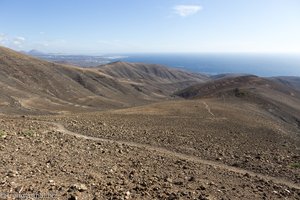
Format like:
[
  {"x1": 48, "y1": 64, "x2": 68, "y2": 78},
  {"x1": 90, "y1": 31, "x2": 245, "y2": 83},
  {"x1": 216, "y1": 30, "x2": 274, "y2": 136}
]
[
  {"x1": 175, "y1": 75, "x2": 300, "y2": 129},
  {"x1": 0, "y1": 46, "x2": 208, "y2": 114}
]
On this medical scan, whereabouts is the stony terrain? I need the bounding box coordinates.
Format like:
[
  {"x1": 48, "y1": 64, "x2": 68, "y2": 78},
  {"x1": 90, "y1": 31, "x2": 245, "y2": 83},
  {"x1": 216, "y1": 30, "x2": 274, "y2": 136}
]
[
  {"x1": 0, "y1": 115, "x2": 299, "y2": 200},
  {"x1": 47, "y1": 99, "x2": 300, "y2": 183},
  {"x1": 1, "y1": 46, "x2": 300, "y2": 199}
]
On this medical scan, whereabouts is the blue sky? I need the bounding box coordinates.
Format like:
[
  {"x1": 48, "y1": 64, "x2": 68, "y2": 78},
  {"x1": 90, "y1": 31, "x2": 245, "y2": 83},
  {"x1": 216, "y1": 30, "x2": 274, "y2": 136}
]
[{"x1": 0, "y1": 0, "x2": 300, "y2": 54}]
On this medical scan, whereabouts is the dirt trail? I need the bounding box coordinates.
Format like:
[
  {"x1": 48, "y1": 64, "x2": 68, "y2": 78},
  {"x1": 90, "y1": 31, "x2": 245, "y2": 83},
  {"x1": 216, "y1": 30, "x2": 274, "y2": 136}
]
[
  {"x1": 203, "y1": 101, "x2": 215, "y2": 117},
  {"x1": 46, "y1": 121, "x2": 300, "y2": 191}
]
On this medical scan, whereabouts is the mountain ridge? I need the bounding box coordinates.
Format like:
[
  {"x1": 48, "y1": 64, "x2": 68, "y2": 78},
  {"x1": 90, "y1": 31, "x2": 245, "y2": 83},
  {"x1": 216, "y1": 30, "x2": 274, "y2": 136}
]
[{"x1": 0, "y1": 46, "x2": 208, "y2": 114}]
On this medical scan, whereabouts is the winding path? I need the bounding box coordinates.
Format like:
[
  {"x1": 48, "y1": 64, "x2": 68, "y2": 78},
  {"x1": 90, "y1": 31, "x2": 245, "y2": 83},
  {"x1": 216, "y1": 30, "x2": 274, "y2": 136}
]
[
  {"x1": 46, "y1": 121, "x2": 300, "y2": 190},
  {"x1": 203, "y1": 101, "x2": 215, "y2": 117}
]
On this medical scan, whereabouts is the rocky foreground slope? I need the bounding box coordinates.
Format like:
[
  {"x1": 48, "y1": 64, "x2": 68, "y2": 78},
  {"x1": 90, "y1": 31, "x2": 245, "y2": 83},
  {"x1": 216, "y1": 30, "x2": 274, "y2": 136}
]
[{"x1": 1, "y1": 99, "x2": 300, "y2": 199}]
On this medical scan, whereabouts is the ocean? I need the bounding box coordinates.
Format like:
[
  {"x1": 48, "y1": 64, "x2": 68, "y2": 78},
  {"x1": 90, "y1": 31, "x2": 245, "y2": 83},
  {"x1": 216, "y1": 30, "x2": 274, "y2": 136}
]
[{"x1": 118, "y1": 53, "x2": 300, "y2": 77}]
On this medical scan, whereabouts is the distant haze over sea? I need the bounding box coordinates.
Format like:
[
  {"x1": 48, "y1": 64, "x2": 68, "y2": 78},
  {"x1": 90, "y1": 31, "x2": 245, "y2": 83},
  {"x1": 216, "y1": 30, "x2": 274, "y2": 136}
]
[
  {"x1": 119, "y1": 53, "x2": 300, "y2": 77},
  {"x1": 28, "y1": 51, "x2": 300, "y2": 77}
]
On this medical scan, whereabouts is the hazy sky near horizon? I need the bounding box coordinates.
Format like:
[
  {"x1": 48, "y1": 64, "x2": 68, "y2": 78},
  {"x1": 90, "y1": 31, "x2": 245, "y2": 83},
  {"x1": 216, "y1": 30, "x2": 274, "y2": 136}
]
[{"x1": 0, "y1": 0, "x2": 300, "y2": 54}]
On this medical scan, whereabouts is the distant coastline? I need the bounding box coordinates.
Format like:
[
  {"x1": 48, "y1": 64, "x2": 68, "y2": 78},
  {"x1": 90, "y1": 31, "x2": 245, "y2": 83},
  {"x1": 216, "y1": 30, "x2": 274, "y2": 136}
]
[
  {"x1": 28, "y1": 51, "x2": 300, "y2": 77},
  {"x1": 120, "y1": 53, "x2": 300, "y2": 77}
]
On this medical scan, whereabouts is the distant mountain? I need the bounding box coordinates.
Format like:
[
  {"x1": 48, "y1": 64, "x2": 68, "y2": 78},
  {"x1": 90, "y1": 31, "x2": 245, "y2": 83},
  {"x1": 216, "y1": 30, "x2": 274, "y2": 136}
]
[
  {"x1": 0, "y1": 46, "x2": 208, "y2": 114},
  {"x1": 211, "y1": 73, "x2": 252, "y2": 80},
  {"x1": 19, "y1": 49, "x2": 47, "y2": 56},
  {"x1": 99, "y1": 61, "x2": 208, "y2": 81},
  {"x1": 27, "y1": 49, "x2": 47, "y2": 56}
]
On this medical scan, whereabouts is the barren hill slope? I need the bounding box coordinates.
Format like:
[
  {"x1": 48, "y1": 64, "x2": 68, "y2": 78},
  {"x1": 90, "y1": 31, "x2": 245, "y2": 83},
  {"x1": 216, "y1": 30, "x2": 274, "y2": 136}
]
[
  {"x1": 27, "y1": 97, "x2": 298, "y2": 198},
  {"x1": 272, "y1": 76, "x2": 300, "y2": 92},
  {"x1": 176, "y1": 75, "x2": 300, "y2": 128},
  {"x1": 0, "y1": 46, "x2": 207, "y2": 114},
  {"x1": 98, "y1": 61, "x2": 207, "y2": 82},
  {"x1": 94, "y1": 61, "x2": 209, "y2": 98}
]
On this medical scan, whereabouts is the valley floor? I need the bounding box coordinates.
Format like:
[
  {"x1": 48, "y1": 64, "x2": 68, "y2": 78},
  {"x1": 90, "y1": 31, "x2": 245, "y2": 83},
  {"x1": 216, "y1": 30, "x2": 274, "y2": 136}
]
[{"x1": 0, "y1": 99, "x2": 300, "y2": 199}]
